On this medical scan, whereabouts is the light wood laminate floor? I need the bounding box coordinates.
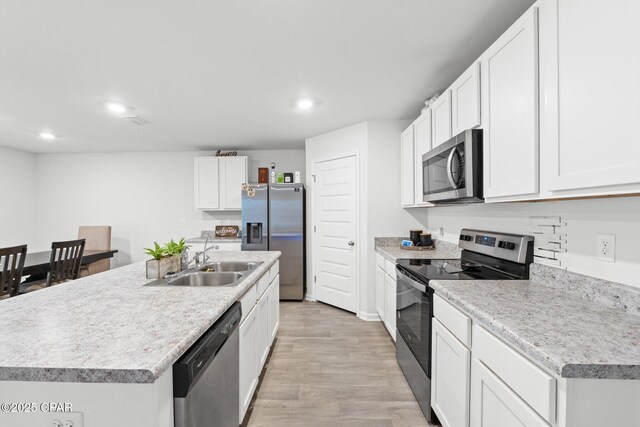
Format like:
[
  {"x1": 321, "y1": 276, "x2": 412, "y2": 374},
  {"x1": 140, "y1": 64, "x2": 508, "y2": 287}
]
[{"x1": 242, "y1": 301, "x2": 437, "y2": 427}]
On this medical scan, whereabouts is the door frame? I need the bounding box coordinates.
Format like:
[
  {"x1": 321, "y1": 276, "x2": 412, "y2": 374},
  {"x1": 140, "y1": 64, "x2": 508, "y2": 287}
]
[{"x1": 310, "y1": 151, "x2": 361, "y2": 315}]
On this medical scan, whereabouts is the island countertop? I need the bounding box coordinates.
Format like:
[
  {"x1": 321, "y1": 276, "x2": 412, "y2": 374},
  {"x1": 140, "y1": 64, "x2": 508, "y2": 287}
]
[
  {"x1": 430, "y1": 279, "x2": 640, "y2": 379},
  {"x1": 0, "y1": 251, "x2": 280, "y2": 384}
]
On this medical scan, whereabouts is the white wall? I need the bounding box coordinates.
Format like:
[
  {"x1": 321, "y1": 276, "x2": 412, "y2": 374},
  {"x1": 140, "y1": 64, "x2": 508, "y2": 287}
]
[
  {"x1": 305, "y1": 121, "x2": 426, "y2": 318},
  {"x1": 0, "y1": 146, "x2": 37, "y2": 248},
  {"x1": 32, "y1": 149, "x2": 305, "y2": 265},
  {"x1": 423, "y1": 197, "x2": 640, "y2": 288}
]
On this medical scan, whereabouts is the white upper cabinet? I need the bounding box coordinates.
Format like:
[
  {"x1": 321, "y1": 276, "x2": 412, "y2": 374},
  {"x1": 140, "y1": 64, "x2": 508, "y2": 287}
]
[
  {"x1": 452, "y1": 62, "x2": 482, "y2": 135},
  {"x1": 482, "y1": 6, "x2": 539, "y2": 199},
  {"x1": 194, "y1": 156, "x2": 248, "y2": 210},
  {"x1": 431, "y1": 90, "x2": 453, "y2": 148},
  {"x1": 194, "y1": 157, "x2": 220, "y2": 210},
  {"x1": 539, "y1": 0, "x2": 640, "y2": 194},
  {"x1": 400, "y1": 125, "x2": 416, "y2": 207},
  {"x1": 413, "y1": 110, "x2": 432, "y2": 206}
]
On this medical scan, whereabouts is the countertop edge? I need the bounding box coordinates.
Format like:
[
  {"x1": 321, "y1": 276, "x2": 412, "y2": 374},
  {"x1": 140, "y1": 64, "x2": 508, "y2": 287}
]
[{"x1": 430, "y1": 280, "x2": 640, "y2": 380}]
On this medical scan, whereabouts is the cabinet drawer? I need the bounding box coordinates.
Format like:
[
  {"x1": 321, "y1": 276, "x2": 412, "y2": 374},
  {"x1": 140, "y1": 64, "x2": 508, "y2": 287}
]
[
  {"x1": 376, "y1": 253, "x2": 385, "y2": 269},
  {"x1": 256, "y1": 273, "x2": 270, "y2": 298},
  {"x1": 239, "y1": 284, "x2": 257, "y2": 323},
  {"x1": 473, "y1": 325, "x2": 556, "y2": 424},
  {"x1": 268, "y1": 261, "x2": 279, "y2": 285},
  {"x1": 384, "y1": 259, "x2": 396, "y2": 279},
  {"x1": 434, "y1": 294, "x2": 471, "y2": 348}
]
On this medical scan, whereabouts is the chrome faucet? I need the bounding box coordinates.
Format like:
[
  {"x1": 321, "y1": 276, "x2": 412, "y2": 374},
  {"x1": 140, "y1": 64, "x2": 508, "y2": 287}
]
[{"x1": 184, "y1": 238, "x2": 217, "y2": 270}]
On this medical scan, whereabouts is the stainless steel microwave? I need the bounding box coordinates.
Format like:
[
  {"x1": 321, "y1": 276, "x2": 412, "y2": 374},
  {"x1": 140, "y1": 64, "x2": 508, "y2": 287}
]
[{"x1": 422, "y1": 129, "x2": 483, "y2": 204}]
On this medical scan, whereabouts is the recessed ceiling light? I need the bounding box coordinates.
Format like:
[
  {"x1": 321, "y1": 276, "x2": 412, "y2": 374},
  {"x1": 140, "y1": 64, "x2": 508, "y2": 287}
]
[
  {"x1": 106, "y1": 102, "x2": 127, "y2": 114},
  {"x1": 296, "y1": 98, "x2": 314, "y2": 110},
  {"x1": 39, "y1": 132, "x2": 56, "y2": 140}
]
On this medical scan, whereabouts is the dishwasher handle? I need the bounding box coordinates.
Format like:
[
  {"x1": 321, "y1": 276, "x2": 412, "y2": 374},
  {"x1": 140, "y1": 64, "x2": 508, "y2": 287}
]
[{"x1": 173, "y1": 302, "x2": 241, "y2": 398}]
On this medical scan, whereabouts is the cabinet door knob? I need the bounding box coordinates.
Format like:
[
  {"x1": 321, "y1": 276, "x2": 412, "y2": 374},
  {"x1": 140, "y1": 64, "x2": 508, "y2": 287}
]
[{"x1": 348, "y1": 241, "x2": 355, "y2": 247}]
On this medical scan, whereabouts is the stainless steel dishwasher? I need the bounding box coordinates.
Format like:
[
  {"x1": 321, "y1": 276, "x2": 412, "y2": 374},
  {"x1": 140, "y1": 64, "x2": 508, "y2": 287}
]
[{"x1": 173, "y1": 302, "x2": 241, "y2": 427}]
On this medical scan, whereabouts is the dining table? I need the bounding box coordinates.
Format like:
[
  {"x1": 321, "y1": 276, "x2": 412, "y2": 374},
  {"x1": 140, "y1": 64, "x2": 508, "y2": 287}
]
[{"x1": 22, "y1": 249, "x2": 118, "y2": 277}]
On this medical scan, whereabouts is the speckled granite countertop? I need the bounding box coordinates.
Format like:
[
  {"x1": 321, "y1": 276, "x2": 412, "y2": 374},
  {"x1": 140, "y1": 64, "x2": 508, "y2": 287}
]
[
  {"x1": 430, "y1": 279, "x2": 640, "y2": 379},
  {"x1": 375, "y1": 237, "x2": 460, "y2": 262},
  {"x1": 0, "y1": 251, "x2": 279, "y2": 384},
  {"x1": 186, "y1": 237, "x2": 242, "y2": 243}
]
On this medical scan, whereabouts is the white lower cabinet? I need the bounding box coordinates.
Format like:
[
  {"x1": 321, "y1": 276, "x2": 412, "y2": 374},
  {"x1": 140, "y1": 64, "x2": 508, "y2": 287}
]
[
  {"x1": 384, "y1": 273, "x2": 396, "y2": 341},
  {"x1": 239, "y1": 263, "x2": 280, "y2": 424},
  {"x1": 470, "y1": 358, "x2": 548, "y2": 427},
  {"x1": 256, "y1": 288, "x2": 270, "y2": 372},
  {"x1": 375, "y1": 265, "x2": 385, "y2": 321},
  {"x1": 268, "y1": 275, "x2": 280, "y2": 345},
  {"x1": 431, "y1": 319, "x2": 471, "y2": 427},
  {"x1": 239, "y1": 305, "x2": 257, "y2": 422}
]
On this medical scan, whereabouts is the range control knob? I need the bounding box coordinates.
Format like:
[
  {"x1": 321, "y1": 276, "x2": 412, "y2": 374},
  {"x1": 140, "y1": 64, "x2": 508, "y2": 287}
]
[
  {"x1": 498, "y1": 241, "x2": 516, "y2": 250},
  {"x1": 459, "y1": 234, "x2": 473, "y2": 242}
]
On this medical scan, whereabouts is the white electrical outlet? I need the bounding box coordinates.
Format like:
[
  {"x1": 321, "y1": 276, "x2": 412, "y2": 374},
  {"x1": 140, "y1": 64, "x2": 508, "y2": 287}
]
[{"x1": 597, "y1": 234, "x2": 616, "y2": 262}]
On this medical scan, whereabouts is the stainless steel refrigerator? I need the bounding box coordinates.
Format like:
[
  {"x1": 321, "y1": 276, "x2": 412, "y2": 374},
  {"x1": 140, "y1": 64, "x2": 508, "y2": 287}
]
[{"x1": 241, "y1": 183, "x2": 305, "y2": 300}]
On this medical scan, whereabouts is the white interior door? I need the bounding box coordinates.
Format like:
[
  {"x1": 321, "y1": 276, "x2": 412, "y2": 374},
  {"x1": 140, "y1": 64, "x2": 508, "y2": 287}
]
[{"x1": 313, "y1": 155, "x2": 358, "y2": 313}]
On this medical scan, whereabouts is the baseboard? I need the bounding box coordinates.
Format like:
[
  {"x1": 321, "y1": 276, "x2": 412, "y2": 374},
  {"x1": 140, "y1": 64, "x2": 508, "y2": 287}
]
[
  {"x1": 357, "y1": 311, "x2": 382, "y2": 321},
  {"x1": 305, "y1": 293, "x2": 316, "y2": 302}
]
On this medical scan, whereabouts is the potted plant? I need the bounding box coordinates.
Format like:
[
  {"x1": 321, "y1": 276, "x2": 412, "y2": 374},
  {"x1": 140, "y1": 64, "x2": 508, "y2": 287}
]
[
  {"x1": 144, "y1": 239, "x2": 188, "y2": 280},
  {"x1": 164, "y1": 238, "x2": 190, "y2": 270}
]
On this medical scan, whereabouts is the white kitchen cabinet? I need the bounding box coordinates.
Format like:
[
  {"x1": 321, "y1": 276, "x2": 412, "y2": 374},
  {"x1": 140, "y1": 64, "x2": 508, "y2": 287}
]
[
  {"x1": 256, "y1": 286, "x2": 270, "y2": 373},
  {"x1": 375, "y1": 265, "x2": 385, "y2": 321},
  {"x1": 470, "y1": 358, "x2": 549, "y2": 427},
  {"x1": 413, "y1": 110, "x2": 432, "y2": 206},
  {"x1": 539, "y1": 0, "x2": 640, "y2": 195},
  {"x1": 239, "y1": 261, "x2": 280, "y2": 424},
  {"x1": 384, "y1": 273, "x2": 396, "y2": 341},
  {"x1": 268, "y1": 275, "x2": 280, "y2": 345},
  {"x1": 194, "y1": 156, "x2": 248, "y2": 210},
  {"x1": 432, "y1": 319, "x2": 471, "y2": 427},
  {"x1": 482, "y1": 6, "x2": 539, "y2": 200},
  {"x1": 431, "y1": 90, "x2": 452, "y2": 148},
  {"x1": 400, "y1": 125, "x2": 416, "y2": 207},
  {"x1": 194, "y1": 157, "x2": 220, "y2": 210},
  {"x1": 452, "y1": 62, "x2": 481, "y2": 135},
  {"x1": 239, "y1": 305, "x2": 257, "y2": 423}
]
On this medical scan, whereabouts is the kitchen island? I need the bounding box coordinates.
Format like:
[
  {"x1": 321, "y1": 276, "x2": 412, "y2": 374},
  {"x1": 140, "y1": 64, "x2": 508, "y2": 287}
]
[{"x1": 0, "y1": 251, "x2": 280, "y2": 427}]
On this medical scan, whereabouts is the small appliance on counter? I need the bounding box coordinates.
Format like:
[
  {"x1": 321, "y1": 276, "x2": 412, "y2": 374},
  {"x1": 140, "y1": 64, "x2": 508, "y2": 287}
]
[
  {"x1": 241, "y1": 183, "x2": 305, "y2": 300},
  {"x1": 422, "y1": 129, "x2": 483, "y2": 204},
  {"x1": 395, "y1": 229, "x2": 534, "y2": 422}
]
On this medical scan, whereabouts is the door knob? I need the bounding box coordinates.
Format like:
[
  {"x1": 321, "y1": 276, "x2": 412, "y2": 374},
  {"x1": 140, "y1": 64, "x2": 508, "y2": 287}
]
[{"x1": 348, "y1": 241, "x2": 355, "y2": 246}]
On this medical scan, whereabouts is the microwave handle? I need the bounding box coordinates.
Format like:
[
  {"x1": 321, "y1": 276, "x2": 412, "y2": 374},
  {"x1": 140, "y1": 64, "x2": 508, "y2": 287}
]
[{"x1": 446, "y1": 147, "x2": 460, "y2": 189}]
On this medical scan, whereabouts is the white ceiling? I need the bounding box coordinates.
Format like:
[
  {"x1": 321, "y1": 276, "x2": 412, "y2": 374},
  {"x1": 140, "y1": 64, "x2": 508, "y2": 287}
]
[{"x1": 0, "y1": 0, "x2": 534, "y2": 153}]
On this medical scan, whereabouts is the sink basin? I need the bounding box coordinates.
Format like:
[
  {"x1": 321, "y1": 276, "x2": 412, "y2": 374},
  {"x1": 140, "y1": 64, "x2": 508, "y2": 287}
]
[
  {"x1": 167, "y1": 272, "x2": 244, "y2": 287},
  {"x1": 199, "y1": 261, "x2": 262, "y2": 273}
]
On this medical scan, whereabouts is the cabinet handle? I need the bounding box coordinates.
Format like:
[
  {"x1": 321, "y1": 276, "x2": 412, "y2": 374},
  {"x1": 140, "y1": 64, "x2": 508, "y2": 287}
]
[{"x1": 348, "y1": 241, "x2": 355, "y2": 247}]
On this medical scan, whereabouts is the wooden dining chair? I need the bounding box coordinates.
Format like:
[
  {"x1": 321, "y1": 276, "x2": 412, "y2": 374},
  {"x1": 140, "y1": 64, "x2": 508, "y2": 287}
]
[
  {"x1": 20, "y1": 239, "x2": 86, "y2": 294},
  {"x1": 77, "y1": 225, "x2": 111, "y2": 277},
  {"x1": 0, "y1": 245, "x2": 27, "y2": 299}
]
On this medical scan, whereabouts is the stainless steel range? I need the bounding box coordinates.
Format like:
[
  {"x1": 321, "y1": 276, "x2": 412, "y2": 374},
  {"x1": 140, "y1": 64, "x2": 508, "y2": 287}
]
[{"x1": 395, "y1": 229, "x2": 534, "y2": 422}]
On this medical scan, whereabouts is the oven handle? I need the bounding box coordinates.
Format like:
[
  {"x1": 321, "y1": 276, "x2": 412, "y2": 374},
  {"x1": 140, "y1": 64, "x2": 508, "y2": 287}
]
[
  {"x1": 396, "y1": 267, "x2": 427, "y2": 293},
  {"x1": 446, "y1": 147, "x2": 460, "y2": 189}
]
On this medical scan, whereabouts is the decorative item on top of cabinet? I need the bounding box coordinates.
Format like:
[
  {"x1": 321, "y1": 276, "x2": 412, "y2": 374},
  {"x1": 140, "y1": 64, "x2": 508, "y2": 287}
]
[
  {"x1": 452, "y1": 62, "x2": 481, "y2": 135},
  {"x1": 539, "y1": 0, "x2": 640, "y2": 196},
  {"x1": 194, "y1": 156, "x2": 248, "y2": 210},
  {"x1": 481, "y1": 5, "x2": 539, "y2": 200},
  {"x1": 258, "y1": 167, "x2": 269, "y2": 183},
  {"x1": 215, "y1": 150, "x2": 238, "y2": 156},
  {"x1": 431, "y1": 90, "x2": 452, "y2": 148}
]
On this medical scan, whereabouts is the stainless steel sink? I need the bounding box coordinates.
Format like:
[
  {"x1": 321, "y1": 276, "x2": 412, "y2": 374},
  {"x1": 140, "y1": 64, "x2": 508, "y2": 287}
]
[
  {"x1": 199, "y1": 261, "x2": 262, "y2": 273},
  {"x1": 167, "y1": 272, "x2": 244, "y2": 287}
]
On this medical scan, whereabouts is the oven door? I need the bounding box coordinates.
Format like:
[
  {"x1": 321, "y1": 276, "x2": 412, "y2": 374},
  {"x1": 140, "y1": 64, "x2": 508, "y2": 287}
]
[
  {"x1": 396, "y1": 267, "x2": 433, "y2": 377},
  {"x1": 422, "y1": 129, "x2": 482, "y2": 203}
]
